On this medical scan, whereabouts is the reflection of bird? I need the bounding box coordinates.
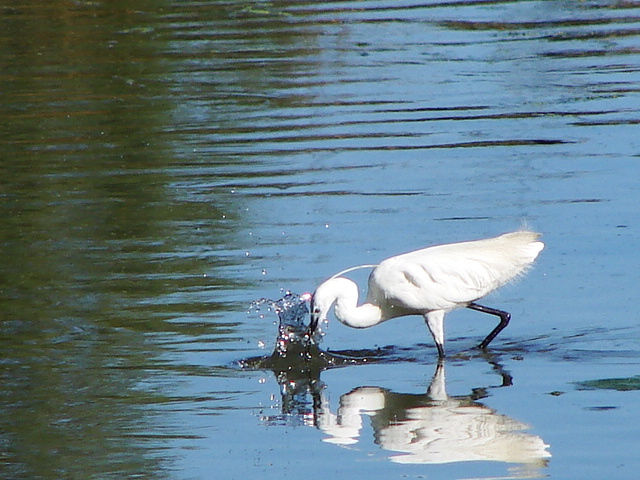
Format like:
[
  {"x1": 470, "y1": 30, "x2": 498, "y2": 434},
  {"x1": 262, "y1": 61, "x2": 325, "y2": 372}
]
[
  {"x1": 316, "y1": 362, "x2": 551, "y2": 473},
  {"x1": 309, "y1": 231, "x2": 544, "y2": 356}
]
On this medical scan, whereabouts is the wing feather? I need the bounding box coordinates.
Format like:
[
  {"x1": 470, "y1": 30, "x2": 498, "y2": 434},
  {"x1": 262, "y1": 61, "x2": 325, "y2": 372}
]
[{"x1": 367, "y1": 231, "x2": 543, "y2": 315}]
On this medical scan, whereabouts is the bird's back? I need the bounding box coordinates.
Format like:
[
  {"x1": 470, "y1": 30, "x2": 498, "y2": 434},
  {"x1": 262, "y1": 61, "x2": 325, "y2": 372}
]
[{"x1": 366, "y1": 231, "x2": 544, "y2": 317}]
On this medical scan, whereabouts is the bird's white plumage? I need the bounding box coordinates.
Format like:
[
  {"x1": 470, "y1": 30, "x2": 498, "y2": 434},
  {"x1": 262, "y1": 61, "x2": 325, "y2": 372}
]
[
  {"x1": 310, "y1": 231, "x2": 543, "y2": 356},
  {"x1": 368, "y1": 231, "x2": 543, "y2": 315}
]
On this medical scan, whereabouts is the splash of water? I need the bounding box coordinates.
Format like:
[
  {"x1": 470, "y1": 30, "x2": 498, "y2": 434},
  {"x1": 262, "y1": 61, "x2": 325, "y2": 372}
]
[
  {"x1": 250, "y1": 291, "x2": 316, "y2": 359},
  {"x1": 243, "y1": 291, "x2": 376, "y2": 374}
]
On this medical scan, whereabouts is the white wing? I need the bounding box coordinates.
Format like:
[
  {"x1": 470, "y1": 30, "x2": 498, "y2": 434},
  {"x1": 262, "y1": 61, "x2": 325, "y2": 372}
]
[{"x1": 367, "y1": 231, "x2": 543, "y2": 316}]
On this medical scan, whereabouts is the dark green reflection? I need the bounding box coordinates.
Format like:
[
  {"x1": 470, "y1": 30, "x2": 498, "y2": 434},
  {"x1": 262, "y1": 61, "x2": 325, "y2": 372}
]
[{"x1": 0, "y1": 1, "x2": 248, "y2": 478}]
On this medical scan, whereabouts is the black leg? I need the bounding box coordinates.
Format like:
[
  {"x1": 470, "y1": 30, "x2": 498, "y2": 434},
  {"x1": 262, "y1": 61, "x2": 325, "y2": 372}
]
[{"x1": 467, "y1": 303, "x2": 511, "y2": 349}]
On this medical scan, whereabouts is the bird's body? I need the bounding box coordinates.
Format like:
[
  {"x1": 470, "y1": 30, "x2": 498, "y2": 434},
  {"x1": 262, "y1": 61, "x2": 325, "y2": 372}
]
[{"x1": 309, "y1": 231, "x2": 544, "y2": 357}]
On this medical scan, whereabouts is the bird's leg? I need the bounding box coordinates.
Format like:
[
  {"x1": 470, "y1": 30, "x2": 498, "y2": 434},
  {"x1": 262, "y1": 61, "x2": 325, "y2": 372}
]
[
  {"x1": 424, "y1": 311, "x2": 446, "y2": 358},
  {"x1": 467, "y1": 303, "x2": 511, "y2": 349}
]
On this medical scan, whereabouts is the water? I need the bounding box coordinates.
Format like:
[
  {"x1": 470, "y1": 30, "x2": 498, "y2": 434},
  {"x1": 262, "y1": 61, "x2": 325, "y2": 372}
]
[
  {"x1": 1, "y1": 0, "x2": 640, "y2": 479},
  {"x1": 245, "y1": 294, "x2": 552, "y2": 476}
]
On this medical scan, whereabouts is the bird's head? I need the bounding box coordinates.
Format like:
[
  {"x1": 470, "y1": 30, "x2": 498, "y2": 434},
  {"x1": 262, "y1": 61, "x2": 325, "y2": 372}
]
[
  {"x1": 307, "y1": 289, "x2": 329, "y2": 338},
  {"x1": 306, "y1": 279, "x2": 340, "y2": 338},
  {"x1": 307, "y1": 277, "x2": 357, "y2": 338}
]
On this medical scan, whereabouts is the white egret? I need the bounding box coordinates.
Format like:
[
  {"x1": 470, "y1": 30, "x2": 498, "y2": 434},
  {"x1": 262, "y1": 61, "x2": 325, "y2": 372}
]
[{"x1": 308, "y1": 231, "x2": 544, "y2": 357}]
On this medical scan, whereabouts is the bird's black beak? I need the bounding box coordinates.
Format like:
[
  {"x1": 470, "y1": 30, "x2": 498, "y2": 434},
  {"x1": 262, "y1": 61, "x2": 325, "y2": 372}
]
[
  {"x1": 307, "y1": 298, "x2": 319, "y2": 338},
  {"x1": 309, "y1": 312, "x2": 318, "y2": 336}
]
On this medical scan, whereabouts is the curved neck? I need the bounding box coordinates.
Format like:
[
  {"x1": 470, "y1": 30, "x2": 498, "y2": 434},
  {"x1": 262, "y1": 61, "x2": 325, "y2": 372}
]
[
  {"x1": 334, "y1": 294, "x2": 383, "y2": 329},
  {"x1": 314, "y1": 277, "x2": 384, "y2": 329}
]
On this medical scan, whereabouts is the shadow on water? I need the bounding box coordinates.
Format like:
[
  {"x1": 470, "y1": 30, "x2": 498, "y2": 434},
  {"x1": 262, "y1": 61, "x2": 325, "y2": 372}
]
[{"x1": 239, "y1": 293, "x2": 551, "y2": 477}]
